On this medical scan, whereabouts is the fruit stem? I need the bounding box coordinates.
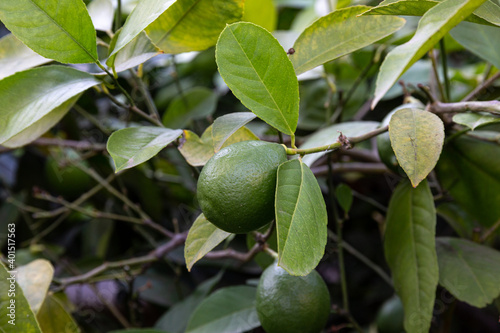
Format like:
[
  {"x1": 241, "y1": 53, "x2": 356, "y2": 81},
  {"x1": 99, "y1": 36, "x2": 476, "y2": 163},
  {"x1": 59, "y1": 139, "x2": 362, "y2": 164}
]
[
  {"x1": 264, "y1": 247, "x2": 278, "y2": 259},
  {"x1": 285, "y1": 126, "x2": 388, "y2": 155}
]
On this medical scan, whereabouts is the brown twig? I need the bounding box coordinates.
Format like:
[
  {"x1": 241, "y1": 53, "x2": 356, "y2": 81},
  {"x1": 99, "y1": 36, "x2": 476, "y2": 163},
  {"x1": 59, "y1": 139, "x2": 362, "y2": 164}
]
[
  {"x1": 311, "y1": 162, "x2": 388, "y2": 176},
  {"x1": 429, "y1": 100, "x2": 500, "y2": 115},
  {"x1": 461, "y1": 71, "x2": 500, "y2": 102}
]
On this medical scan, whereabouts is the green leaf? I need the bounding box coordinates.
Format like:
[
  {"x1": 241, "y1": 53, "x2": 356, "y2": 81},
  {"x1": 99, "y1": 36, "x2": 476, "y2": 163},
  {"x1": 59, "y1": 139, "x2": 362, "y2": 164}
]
[
  {"x1": 185, "y1": 286, "x2": 260, "y2": 333},
  {"x1": 436, "y1": 203, "x2": 475, "y2": 238},
  {"x1": 17, "y1": 259, "x2": 54, "y2": 314},
  {"x1": 184, "y1": 214, "x2": 231, "y2": 271},
  {"x1": 107, "y1": 30, "x2": 160, "y2": 73},
  {"x1": 436, "y1": 136, "x2": 500, "y2": 227},
  {"x1": 0, "y1": 0, "x2": 97, "y2": 63},
  {"x1": 212, "y1": 112, "x2": 257, "y2": 152},
  {"x1": 108, "y1": 0, "x2": 175, "y2": 58},
  {"x1": 389, "y1": 108, "x2": 444, "y2": 187},
  {"x1": 363, "y1": 0, "x2": 500, "y2": 26},
  {"x1": 242, "y1": 0, "x2": 277, "y2": 32},
  {"x1": 452, "y1": 112, "x2": 500, "y2": 130},
  {"x1": 0, "y1": 262, "x2": 42, "y2": 332},
  {"x1": 300, "y1": 121, "x2": 380, "y2": 166},
  {"x1": 372, "y1": 0, "x2": 489, "y2": 107},
  {"x1": 107, "y1": 127, "x2": 183, "y2": 172},
  {"x1": 216, "y1": 22, "x2": 299, "y2": 135},
  {"x1": 436, "y1": 237, "x2": 500, "y2": 308},
  {"x1": 450, "y1": 22, "x2": 500, "y2": 70},
  {"x1": 0, "y1": 34, "x2": 51, "y2": 80},
  {"x1": 275, "y1": 159, "x2": 328, "y2": 276},
  {"x1": 291, "y1": 6, "x2": 405, "y2": 75},
  {"x1": 336, "y1": 183, "x2": 353, "y2": 215},
  {"x1": 36, "y1": 294, "x2": 80, "y2": 333},
  {"x1": 145, "y1": 0, "x2": 244, "y2": 54},
  {"x1": 87, "y1": 0, "x2": 114, "y2": 32},
  {"x1": 155, "y1": 273, "x2": 222, "y2": 333},
  {"x1": 384, "y1": 180, "x2": 438, "y2": 333},
  {"x1": 162, "y1": 88, "x2": 218, "y2": 128},
  {"x1": 178, "y1": 125, "x2": 259, "y2": 167},
  {"x1": 0, "y1": 66, "x2": 100, "y2": 147}
]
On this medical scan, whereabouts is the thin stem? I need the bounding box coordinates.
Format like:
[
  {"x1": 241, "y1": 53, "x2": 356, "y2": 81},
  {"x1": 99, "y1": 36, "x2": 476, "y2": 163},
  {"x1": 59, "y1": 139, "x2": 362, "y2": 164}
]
[
  {"x1": 73, "y1": 105, "x2": 111, "y2": 135},
  {"x1": 429, "y1": 100, "x2": 500, "y2": 115},
  {"x1": 128, "y1": 69, "x2": 161, "y2": 121},
  {"x1": 439, "y1": 39, "x2": 450, "y2": 102},
  {"x1": 96, "y1": 61, "x2": 136, "y2": 107},
  {"x1": 429, "y1": 50, "x2": 446, "y2": 102},
  {"x1": 480, "y1": 219, "x2": 500, "y2": 243},
  {"x1": 285, "y1": 125, "x2": 388, "y2": 155},
  {"x1": 461, "y1": 71, "x2": 500, "y2": 102},
  {"x1": 32, "y1": 137, "x2": 107, "y2": 151},
  {"x1": 102, "y1": 89, "x2": 163, "y2": 126}
]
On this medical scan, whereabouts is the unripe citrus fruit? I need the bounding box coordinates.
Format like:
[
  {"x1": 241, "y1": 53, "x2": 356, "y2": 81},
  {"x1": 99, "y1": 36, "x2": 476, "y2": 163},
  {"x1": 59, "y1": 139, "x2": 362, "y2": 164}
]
[
  {"x1": 197, "y1": 140, "x2": 287, "y2": 233},
  {"x1": 256, "y1": 262, "x2": 330, "y2": 333},
  {"x1": 376, "y1": 295, "x2": 404, "y2": 333}
]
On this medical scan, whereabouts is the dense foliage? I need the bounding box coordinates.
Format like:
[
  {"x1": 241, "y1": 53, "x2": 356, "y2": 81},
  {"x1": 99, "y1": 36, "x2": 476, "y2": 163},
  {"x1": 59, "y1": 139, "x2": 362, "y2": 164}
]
[{"x1": 1, "y1": 0, "x2": 500, "y2": 332}]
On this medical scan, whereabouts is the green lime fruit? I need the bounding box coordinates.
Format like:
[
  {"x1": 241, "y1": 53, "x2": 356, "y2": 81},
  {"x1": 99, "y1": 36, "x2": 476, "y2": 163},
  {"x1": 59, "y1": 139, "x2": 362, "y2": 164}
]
[
  {"x1": 256, "y1": 262, "x2": 331, "y2": 333},
  {"x1": 197, "y1": 140, "x2": 287, "y2": 233},
  {"x1": 376, "y1": 295, "x2": 404, "y2": 333}
]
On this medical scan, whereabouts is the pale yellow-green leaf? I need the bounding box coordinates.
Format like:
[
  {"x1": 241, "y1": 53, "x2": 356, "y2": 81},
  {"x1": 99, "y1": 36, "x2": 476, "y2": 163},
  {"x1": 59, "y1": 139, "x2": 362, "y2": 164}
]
[
  {"x1": 185, "y1": 214, "x2": 231, "y2": 271},
  {"x1": 17, "y1": 259, "x2": 54, "y2": 314},
  {"x1": 389, "y1": 108, "x2": 444, "y2": 187},
  {"x1": 36, "y1": 293, "x2": 80, "y2": 333},
  {"x1": 242, "y1": 0, "x2": 277, "y2": 32}
]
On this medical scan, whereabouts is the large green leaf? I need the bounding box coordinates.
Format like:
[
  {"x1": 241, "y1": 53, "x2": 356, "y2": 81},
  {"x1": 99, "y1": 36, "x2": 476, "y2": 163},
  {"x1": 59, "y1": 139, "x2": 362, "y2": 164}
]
[
  {"x1": 363, "y1": 0, "x2": 500, "y2": 26},
  {"x1": 436, "y1": 202, "x2": 475, "y2": 238},
  {"x1": 145, "y1": 0, "x2": 244, "y2": 54},
  {"x1": 216, "y1": 22, "x2": 299, "y2": 136},
  {"x1": 212, "y1": 112, "x2": 257, "y2": 152},
  {"x1": 0, "y1": 66, "x2": 100, "y2": 147},
  {"x1": 162, "y1": 88, "x2": 218, "y2": 129},
  {"x1": 372, "y1": 0, "x2": 489, "y2": 107},
  {"x1": 155, "y1": 273, "x2": 222, "y2": 333},
  {"x1": 452, "y1": 112, "x2": 500, "y2": 130},
  {"x1": 107, "y1": 30, "x2": 160, "y2": 73},
  {"x1": 291, "y1": 6, "x2": 405, "y2": 75},
  {"x1": 384, "y1": 180, "x2": 438, "y2": 333},
  {"x1": 108, "y1": 0, "x2": 175, "y2": 58},
  {"x1": 17, "y1": 260, "x2": 54, "y2": 314},
  {"x1": 0, "y1": 0, "x2": 97, "y2": 63},
  {"x1": 436, "y1": 237, "x2": 500, "y2": 308},
  {"x1": 275, "y1": 159, "x2": 327, "y2": 276},
  {"x1": 450, "y1": 22, "x2": 500, "y2": 69},
  {"x1": 300, "y1": 121, "x2": 380, "y2": 166},
  {"x1": 0, "y1": 262, "x2": 42, "y2": 332},
  {"x1": 436, "y1": 135, "x2": 500, "y2": 227},
  {"x1": 184, "y1": 214, "x2": 231, "y2": 271},
  {"x1": 107, "y1": 127, "x2": 183, "y2": 172},
  {"x1": 389, "y1": 108, "x2": 444, "y2": 187},
  {"x1": 36, "y1": 294, "x2": 80, "y2": 333},
  {"x1": 185, "y1": 286, "x2": 260, "y2": 333},
  {"x1": 0, "y1": 34, "x2": 51, "y2": 80}
]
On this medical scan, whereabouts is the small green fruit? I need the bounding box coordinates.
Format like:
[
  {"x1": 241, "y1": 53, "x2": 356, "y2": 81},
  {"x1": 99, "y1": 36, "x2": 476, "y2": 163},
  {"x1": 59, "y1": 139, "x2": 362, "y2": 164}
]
[
  {"x1": 376, "y1": 295, "x2": 405, "y2": 333},
  {"x1": 256, "y1": 262, "x2": 330, "y2": 333},
  {"x1": 197, "y1": 140, "x2": 287, "y2": 233}
]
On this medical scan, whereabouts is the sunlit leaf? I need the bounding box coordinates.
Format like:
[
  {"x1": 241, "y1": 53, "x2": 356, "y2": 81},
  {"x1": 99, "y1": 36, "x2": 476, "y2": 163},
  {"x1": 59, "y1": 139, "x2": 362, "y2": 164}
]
[
  {"x1": 212, "y1": 112, "x2": 257, "y2": 152},
  {"x1": 291, "y1": 6, "x2": 405, "y2": 75},
  {"x1": 0, "y1": 34, "x2": 51, "y2": 80},
  {"x1": 436, "y1": 237, "x2": 500, "y2": 308},
  {"x1": 107, "y1": 127, "x2": 183, "y2": 172},
  {"x1": 107, "y1": 30, "x2": 160, "y2": 73},
  {"x1": 17, "y1": 259, "x2": 54, "y2": 314},
  {"x1": 0, "y1": 0, "x2": 97, "y2": 63},
  {"x1": 242, "y1": 0, "x2": 277, "y2": 32},
  {"x1": 275, "y1": 159, "x2": 327, "y2": 276},
  {"x1": 216, "y1": 22, "x2": 299, "y2": 135},
  {"x1": 384, "y1": 180, "x2": 438, "y2": 333},
  {"x1": 87, "y1": 0, "x2": 114, "y2": 32},
  {"x1": 372, "y1": 0, "x2": 489, "y2": 107},
  {"x1": 389, "y1": 108, "x2": 444, "y2": 187},
  {"x1": 184, "y1": 214, "x2": 231, "y2": 271}
]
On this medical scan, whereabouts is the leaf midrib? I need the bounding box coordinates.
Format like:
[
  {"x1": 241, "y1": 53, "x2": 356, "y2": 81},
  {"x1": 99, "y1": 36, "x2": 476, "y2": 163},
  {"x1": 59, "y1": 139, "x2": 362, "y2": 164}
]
[
  {"x1": 28, "y1": 0, "x2": 96, "y2": 62},
  {"x1": 228, "y1": 26, "x2": 293, "y2": 134},
  {"x1": 152, "y1": 0, "x2": 202, "y2": 46}
]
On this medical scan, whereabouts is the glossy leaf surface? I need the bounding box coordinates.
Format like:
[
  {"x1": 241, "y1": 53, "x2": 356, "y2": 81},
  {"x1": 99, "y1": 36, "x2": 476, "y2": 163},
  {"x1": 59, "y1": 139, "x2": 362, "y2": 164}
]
[
  {"x1": 212, "y1": 112, "x2": 257, "y2": 152},
  {"x1": 389, "y1": 108, "x2": 444, "y2": 187},
  {"x1": 275, "y1": 159, "x2": 327, "y2": 276},
  {"x1": 452, "y1": 112, "x2": 500, "y2": 130},
  {"x1": 373, "y1": 0, "x2": 488, "y2": 107},
  {"x1": 107, "y1": 127, "x2": 183, "y2": 172},
  {"x1": 0, "y1": 0, "x2": 97, "y2": 63},
  {"x1": 436, "y1": 237, "x2": 500, "y2": 308},
  {"x1": 384, "y1": 180, "x2": 438, "y2": 333},
  {"x1": 0, "y1": 66, "x2": 100, "y2": 147},
  {"x1": 184, "y1": 214, "x2": 231, "y2": 271},
  {"x1": 216, "y1": 22, "x2": 299, "y2": 135},
  {"x1": 185, "y1": 286, "x2": 260, "y2": 333},
  {"x1": 291, "y1": 6, "x2": 405, "y2": 75}
]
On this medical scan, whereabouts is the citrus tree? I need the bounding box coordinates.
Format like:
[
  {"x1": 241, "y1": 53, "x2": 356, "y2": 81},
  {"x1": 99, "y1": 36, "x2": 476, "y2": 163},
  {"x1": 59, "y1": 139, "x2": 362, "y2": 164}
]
[{"x1": 1, "y1": 0, "x2": 500, "y2": 332}]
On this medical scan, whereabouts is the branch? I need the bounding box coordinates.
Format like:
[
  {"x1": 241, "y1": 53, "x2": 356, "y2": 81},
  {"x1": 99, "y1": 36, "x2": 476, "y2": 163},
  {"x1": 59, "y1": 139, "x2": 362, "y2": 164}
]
[
  {"x1": 462, "y1": 71, "x2": 500, "y2": 102},
  {"x1": 32, "y1": 138, "x2": 107, "y2": 151},
  {"x1": 311, "y1": 162, "x2": 388, "y2": 176},
  {"x1": 429, "y1": 100, "x2": 500, "y2": 115}
]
